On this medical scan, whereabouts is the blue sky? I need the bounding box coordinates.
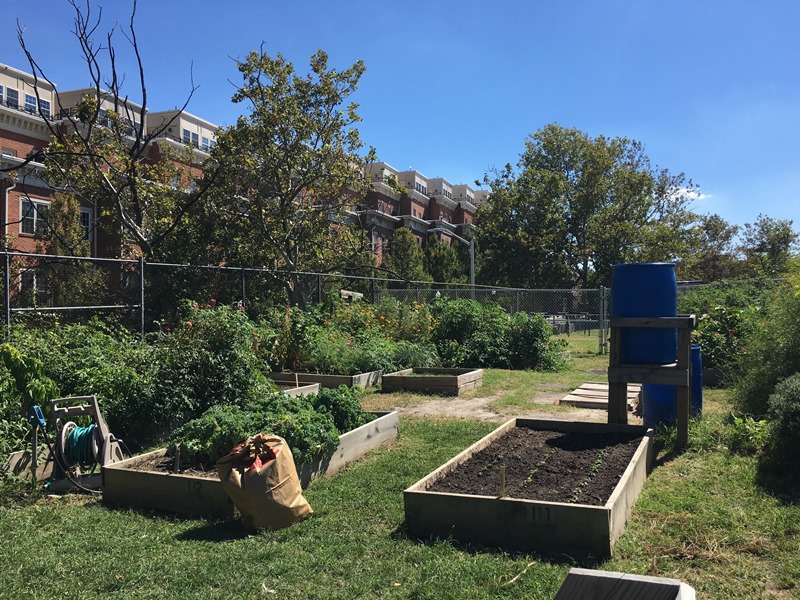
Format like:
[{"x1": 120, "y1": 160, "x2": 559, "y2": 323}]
[{"x1": 3, "y1": 1, "x2": 798, "y2": 232}]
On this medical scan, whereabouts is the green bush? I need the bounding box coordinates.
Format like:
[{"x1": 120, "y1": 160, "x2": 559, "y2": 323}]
[
  {"x1": 507, "y1": 311, "x2": 568, "y2": 371},
  {"x1": 430, "y1": 299, "x2": 565, "y2": 371},
  {"x1": 762, "y1": 373, "x2": 800, "y2": 477},
  {"x1": 170, "y1": 391, "x2": 344, "y2": 467},
  {"x1": 734, "y1": 280, "x2": 800, "y2": 416},
  {"x1": 310, "y1": 386, "x2": 373, "y2": 433},
  {"x1": 692, "y1": 305, "x2": 757, "y2": 372},
  {"x1": 7, "y1": 321, "x2": 156, "y2": 444},
  {"x1": 151, "y1": 302, "x2": 276, "y2": 436}
]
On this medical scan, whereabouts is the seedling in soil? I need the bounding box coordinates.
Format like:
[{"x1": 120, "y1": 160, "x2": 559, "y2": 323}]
[
  {"x1": 568, "y1": 447, "x2": 609, "y2": 503},
  {"x1": 523, "y1": 448, "x2": 557, "y2": 486}
]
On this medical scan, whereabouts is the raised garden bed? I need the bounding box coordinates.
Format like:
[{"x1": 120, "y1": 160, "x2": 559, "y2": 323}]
[
  {"x1": 274, "y1": 382, "x2": 320, "y2": 397},
  {"x1": 102, "y1": 411, "x2": 399, "y2": 517},
  {"x1": 381, "y1": 368, "x2": 483, "y2": 396},
  {"x1": 404, "y1": 418, "x2": 653, "y2": 558},
  {"x1": 268, "y1": 370, "x2": 382, "y2": 389}
]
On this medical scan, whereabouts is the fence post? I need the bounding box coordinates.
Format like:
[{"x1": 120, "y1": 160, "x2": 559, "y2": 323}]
[
  {"x1": 240, "y1": 268, "x2": 246, "y2": 308},
  {"x1": 4, "y1": 252, "x2": 10, "y2": 337},
  {"x1": 371, "y1": 278, "x2": 376, "y2": 304},
  {"x1": 317, "y1": 274, "x2": 322, "y2": 304},
  {"x1": 599, "y1": 286, "x2": 607, "y2": 355},
  {"x1": 139, "y1": 257, "x2": 145, "y2": 340}
]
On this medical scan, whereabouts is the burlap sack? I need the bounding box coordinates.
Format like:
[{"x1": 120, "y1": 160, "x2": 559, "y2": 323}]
[{"x1": 217, "y1": 433, "x2": 313, "y2": 531}]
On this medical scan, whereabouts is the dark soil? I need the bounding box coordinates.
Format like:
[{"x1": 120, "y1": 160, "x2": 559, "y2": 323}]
[
  {"x1": 427, "y1": 426, "x2": 644, "y2": 506},
  {"x1": 129, "y1": 453, "x2": 217, "y2": 479}
]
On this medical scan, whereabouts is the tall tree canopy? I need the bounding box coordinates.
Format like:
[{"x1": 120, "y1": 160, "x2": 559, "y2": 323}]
[
  {"x1": 476, "y1": 124, "x2": 698, "y2": 288},
  {"x1": 202, "y1": 47, "x2": 375, "y2": 306},
  {"x1": 739, "y1": 214, "x2": 799, "y2": 278}
]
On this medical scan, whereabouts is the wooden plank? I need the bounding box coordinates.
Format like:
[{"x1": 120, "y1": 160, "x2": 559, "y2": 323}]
[
  {"x1": 554, "y1": 568, "x2": 694, "y2": 600},
  {"x1": 608, "y1": 382, "x2": 628, "y2": 424},
  {"x1": 610, "y1": 316, "x2": 696, "y2": 329},
  {"x1": 297, "y1": 411, "x2": 399, "y2": 486},
  {"x1": 608, "y1": 366, "x2": 689, "y2": 386}
]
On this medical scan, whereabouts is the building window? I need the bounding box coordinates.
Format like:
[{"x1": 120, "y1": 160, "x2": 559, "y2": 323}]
[
  {"x1": 20, "y1": 270, "x2": 49, "y2": 305},
  {"x1": 2, "y1": 148, "x2": 17, "y2": 157},
  {"x1": 79, "y1": 208, "x2": 92, "y2": 241},
  {"x1": 209, "y1": 139, "x2": 216, "y2": 151},
  {"x1": 201, "y1": 136, "x2": 209, "y2": 152},
  {"x1": 415, "y1": 182, "x2": 427, "y2": 195},
  {"x1": 0, "y1": 85, "x2": 3, "y2": 105},
  {"x1": 39, "y1": 99, "x2": 51, "y2": 118},
  {"x1": 191, "y1": 132, "x2": 199, "y2": 148},
  {"x1": 6, "y1": 88, "x2": 19, "y2": 109},
  {"x1": 21, "y1": 198, "x2": 50, "y2": 236},
  {"x1": 182, "y1": 129, "x2": 191, "y2": 144},
  {"x1": 24, "y1": 94, "x2": 36, "y2": 114},
  {"x1": 372, "y1": 230, "x2": 379, "y2": 252}
]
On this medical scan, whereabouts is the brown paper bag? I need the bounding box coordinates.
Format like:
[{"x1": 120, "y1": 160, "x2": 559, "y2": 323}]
[{"x1": 217, "y1": 433, "x2": 313, "y2": 531}]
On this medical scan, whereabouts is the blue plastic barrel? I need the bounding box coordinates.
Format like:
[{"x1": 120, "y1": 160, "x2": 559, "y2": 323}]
[
  {"x1": 642, "y1": 383, "x2": 677, "y2": 428},
  {"x1": 611, "y1": 263, "x2": 677, "y2": 364},
  {"x1": 691, "y1": 345, "x2": 703, "y2": 417}
]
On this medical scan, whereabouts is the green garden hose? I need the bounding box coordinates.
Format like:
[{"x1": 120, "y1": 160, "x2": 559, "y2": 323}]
[{"x1": 63, "y1": 424, "x2": 98, "y2": 472}]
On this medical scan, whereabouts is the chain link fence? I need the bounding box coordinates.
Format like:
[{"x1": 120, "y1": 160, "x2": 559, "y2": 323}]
[{"x1": 3, "y1": 252, "x2": 610, "y2": 354}]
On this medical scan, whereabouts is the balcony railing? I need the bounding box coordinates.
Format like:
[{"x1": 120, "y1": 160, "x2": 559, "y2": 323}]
[{"x1": 0, "y1": 98, "x2": 54, "y2": 121}]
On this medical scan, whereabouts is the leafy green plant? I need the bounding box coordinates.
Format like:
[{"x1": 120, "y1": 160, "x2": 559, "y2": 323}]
[
  {"x1": 761, "y1": 373, "x2": 800, "y2": 478},
  {"x1": 693, "y1": 305, "x2": 757, "y2": 372},
  {"x1": 726, "y1": 413, "x2": 769, "y2": 455},
  {"x1": 310, "y1": 386, "x2": 374, "y2": 433},
  {"x1": 734, "y1": 277, "x2": 800, "y2": 416}
]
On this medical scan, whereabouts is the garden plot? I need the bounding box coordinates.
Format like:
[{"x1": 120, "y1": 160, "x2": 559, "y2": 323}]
[
  {"x1": 102, "y1": 411, "x2": 399, "y2": 517},
  {"x1": 268, "y1": 370, "x2": 382, "y2": 389},
  {"x1": 404, "y1": 418, "x2": 653, "y2": 558},
  {"x1": 381, "y1": 368, "x2": 483, "y2": 395}
]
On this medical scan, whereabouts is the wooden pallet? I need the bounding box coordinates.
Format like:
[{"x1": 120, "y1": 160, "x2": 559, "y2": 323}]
[{"x1": 558, "y1": 382, "x2": 641, "y2": 411}]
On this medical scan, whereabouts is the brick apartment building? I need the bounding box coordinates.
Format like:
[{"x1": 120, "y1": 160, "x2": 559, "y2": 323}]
[{"x1": 1, "y1": 62, "x2": 486, "y2": 289}]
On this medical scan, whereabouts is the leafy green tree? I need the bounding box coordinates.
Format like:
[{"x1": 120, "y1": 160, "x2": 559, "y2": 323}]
[
  {"x1": 42, "y1": 192, "x2": 108, "y2": 307},
  {"x1": 682, "y1": 213, "x2": 743, "y2": 282},
  {"x1": 203, "y1": 47, "x2": 375, "y2": 306},
  {"x1": 739, "y1": 214, "x2": 798, "y2": 278},
  {"x1": 16, "y1": 0, "x2": 217, "y2": 259},
  {"x1": 477, "y1": 124, "x2": 698, "y2": 288},
  {"x1": 382, "y1": 228, "x2": 430, "y2": 288},
  {"x1": 424, "y1": 236, "x2": 466, "y2": 285}
]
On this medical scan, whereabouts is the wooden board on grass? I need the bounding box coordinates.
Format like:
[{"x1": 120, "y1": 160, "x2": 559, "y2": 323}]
[{"x1": 558, "y1": 382, "x2": 642, "y2": 410}]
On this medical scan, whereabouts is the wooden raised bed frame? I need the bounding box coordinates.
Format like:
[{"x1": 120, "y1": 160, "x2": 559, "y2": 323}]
[
  {"x1": 381, "y1": 368, "x2": 483, "y2": 396},
  {"x1": 404, "y1": 418, "x2": 654, "y2": 559},
  {"x1": 268, "y1": 370, "x2": 382, "y2": 389},
  {"x1": 102, "y1": 411, "x2": 399, "y2": 517}
]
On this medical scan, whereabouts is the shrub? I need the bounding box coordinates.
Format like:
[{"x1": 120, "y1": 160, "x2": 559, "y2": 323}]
[
  {"x1": 762, "y1": 373, "x2": 800, "y2": 477},
  {"x1": 7, "y1": 321, "x2": 156, "y2": 445},
  {"x1": 310, "y1": 386, "x2": 374, "y2": 433},
  {"x1": 734, "y1": 280, "x2": 800, "y2": 416},
  {"x1": 170, "y1": 392, "x2": 342, "y2": 467},
  {"x1": 507, "y1": 311, "x2": 568, "y2": 371},
  {"x1": 692, "y1": 305, "x2": 757, "y2": 372},
  {"x1": 151, "y1": 302, "x2": 276, "y2": 436}
]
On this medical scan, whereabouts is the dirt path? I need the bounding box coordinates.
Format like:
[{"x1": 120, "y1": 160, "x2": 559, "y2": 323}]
[{"x1": 394, "y1": 390, "x2": 612, "y2": 423}]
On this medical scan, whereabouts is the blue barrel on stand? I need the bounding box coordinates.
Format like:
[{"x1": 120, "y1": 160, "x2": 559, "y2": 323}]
[
  {"x1": 611, "y1": 263, "x2": 678, "y2": 364},
  {"x1": 642, "y1": 383, "x2": 677, "y2": 428},
  {"x1": 691, "y1": 345, "x2": 703, "y2": 417}
]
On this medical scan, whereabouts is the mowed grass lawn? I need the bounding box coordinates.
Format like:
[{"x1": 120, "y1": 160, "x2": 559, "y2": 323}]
[{"x1": 1, "y1": 371, "x2": 798, "y2": 598}]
